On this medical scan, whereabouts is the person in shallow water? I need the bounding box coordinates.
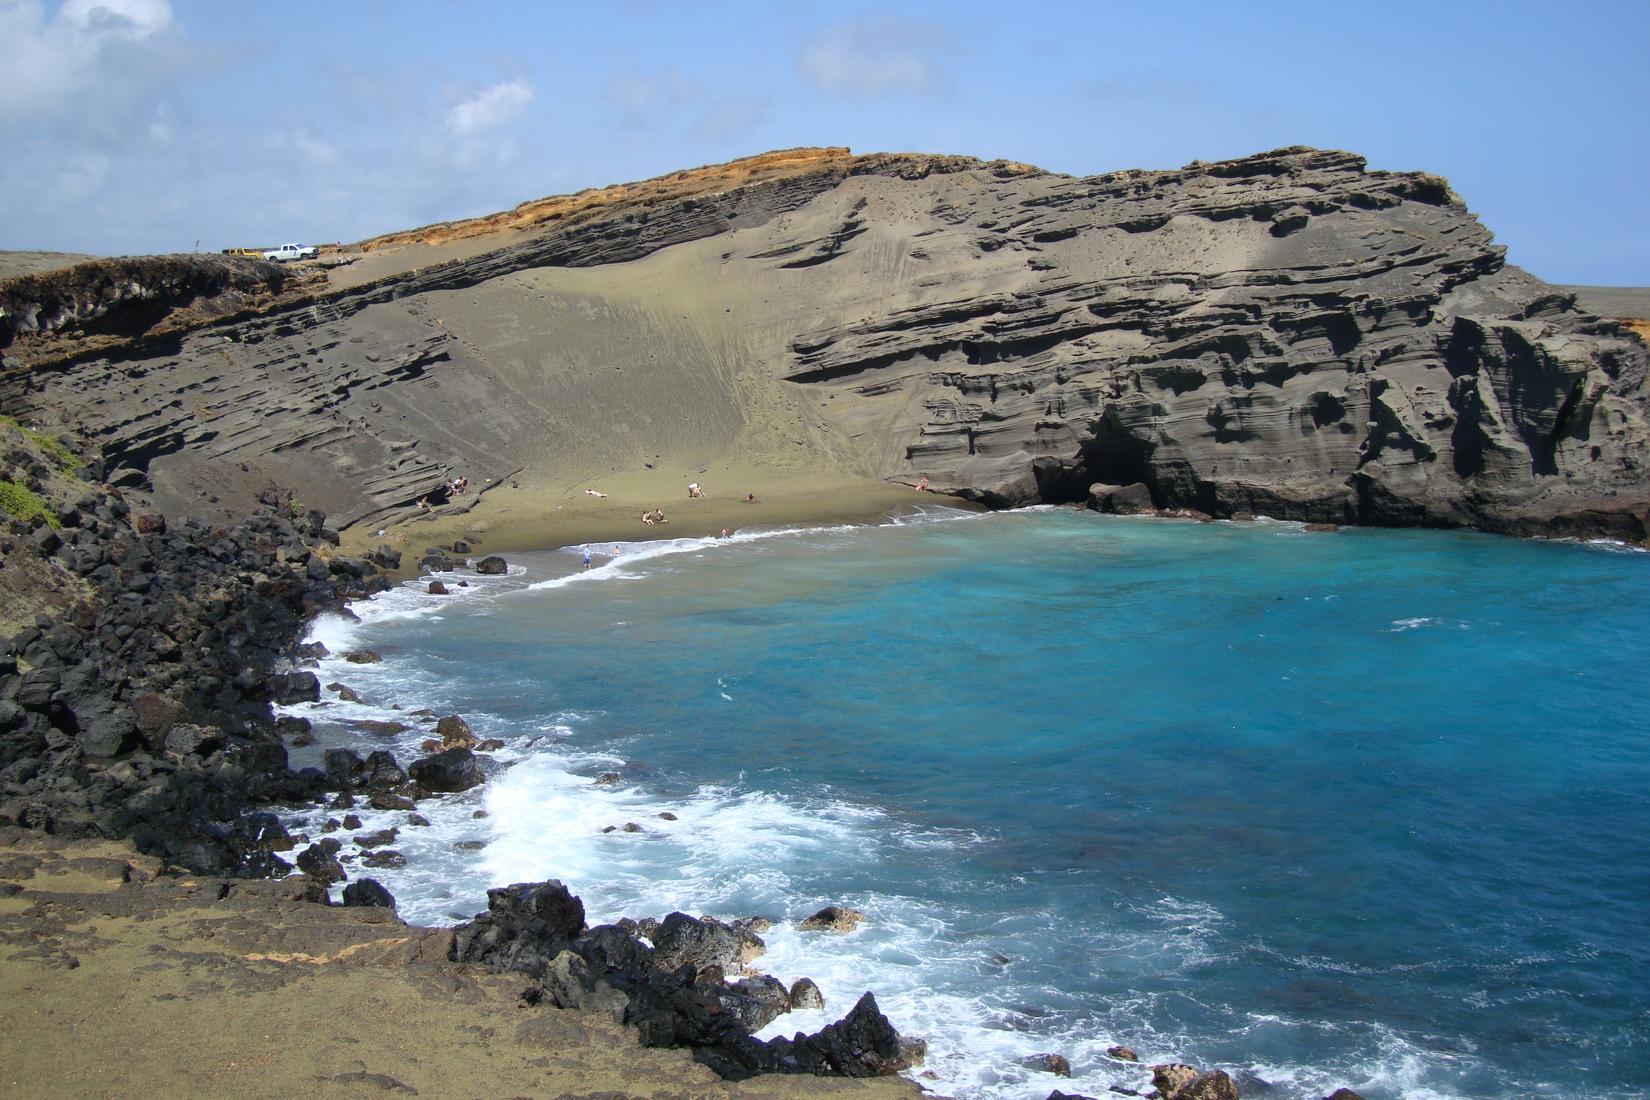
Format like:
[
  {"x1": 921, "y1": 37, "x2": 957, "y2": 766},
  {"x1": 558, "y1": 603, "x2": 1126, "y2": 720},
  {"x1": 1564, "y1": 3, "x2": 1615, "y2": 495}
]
[{"x1": 582, "y1": 546, "x2": 592, "y2": 570}]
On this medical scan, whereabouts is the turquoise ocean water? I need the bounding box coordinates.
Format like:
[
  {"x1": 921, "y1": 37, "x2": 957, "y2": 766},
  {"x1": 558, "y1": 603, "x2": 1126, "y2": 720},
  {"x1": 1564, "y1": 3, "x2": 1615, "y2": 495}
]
[{"x1": 285, "y1": 509, "x2": 1650, "y2": 1099}]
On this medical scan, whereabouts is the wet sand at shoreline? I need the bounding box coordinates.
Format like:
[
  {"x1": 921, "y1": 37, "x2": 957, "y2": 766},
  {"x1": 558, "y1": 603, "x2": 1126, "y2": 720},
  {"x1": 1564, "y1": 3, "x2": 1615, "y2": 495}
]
[{"x1": 343, "y1": 471, "x2": 973, "y2": 566}]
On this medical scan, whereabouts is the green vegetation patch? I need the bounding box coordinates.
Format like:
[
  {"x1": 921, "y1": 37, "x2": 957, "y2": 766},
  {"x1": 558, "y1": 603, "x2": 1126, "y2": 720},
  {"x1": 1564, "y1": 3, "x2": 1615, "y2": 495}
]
[
  {"x1": 0, "y1": 479, "x2": 60, "y2": 527},
  {"x1": 0, "y1": 414, "x2": 78, "y2": 471}
]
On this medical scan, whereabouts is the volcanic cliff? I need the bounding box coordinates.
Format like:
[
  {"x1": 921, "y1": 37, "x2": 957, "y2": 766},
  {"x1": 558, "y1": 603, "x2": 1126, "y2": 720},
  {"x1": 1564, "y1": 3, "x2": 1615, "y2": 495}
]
[{"x1": 3, "y1": 145, "x2": 1646, "y2": 540}]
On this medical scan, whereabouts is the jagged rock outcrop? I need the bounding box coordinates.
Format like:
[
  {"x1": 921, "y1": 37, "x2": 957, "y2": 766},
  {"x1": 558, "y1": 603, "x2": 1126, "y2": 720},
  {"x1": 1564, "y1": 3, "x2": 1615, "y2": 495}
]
[
  {"x1": 2, "y1": 146, "x2": 1644, "y2": 539},
  {"x1": 451, "y1": 880, "x2": 925, "y2": 1081}
]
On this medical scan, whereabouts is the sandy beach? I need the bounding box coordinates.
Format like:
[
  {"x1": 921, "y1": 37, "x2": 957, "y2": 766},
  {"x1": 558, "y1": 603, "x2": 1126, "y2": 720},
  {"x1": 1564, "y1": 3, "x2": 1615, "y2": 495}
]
[{"x1": 343, "y1": 470, "x2": 970, "y2": 567}]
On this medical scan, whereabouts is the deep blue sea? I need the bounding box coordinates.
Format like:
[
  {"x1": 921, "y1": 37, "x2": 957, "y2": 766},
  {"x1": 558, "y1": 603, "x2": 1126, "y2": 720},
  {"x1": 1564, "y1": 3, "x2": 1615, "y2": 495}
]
[{"x1": 283, "y1": 508, "x2": 1650, "y2": 1099}]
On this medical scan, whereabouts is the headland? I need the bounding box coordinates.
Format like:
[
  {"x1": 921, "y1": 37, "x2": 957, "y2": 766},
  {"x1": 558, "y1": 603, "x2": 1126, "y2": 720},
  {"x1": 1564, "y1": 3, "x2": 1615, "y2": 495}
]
[{"x1": 2, "y1": 143, "x2": 1648, "y2": 1098}]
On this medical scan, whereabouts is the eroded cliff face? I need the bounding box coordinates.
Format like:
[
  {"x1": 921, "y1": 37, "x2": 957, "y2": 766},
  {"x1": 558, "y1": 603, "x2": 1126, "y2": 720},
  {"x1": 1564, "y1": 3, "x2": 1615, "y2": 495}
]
[{"x1": 1, "y1": 146, "x2": 1645, "y2": 538}]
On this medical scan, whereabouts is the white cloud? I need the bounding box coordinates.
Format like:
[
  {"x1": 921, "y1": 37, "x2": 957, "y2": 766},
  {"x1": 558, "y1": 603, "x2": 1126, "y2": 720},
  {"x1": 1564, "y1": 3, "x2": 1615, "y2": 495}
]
[
  {"x1": 444, "y1": 77, "x2": 534, "y2": 136},
  {"x1": 0, "y1": 0, "x2": 174, "y2": 119},
  {"x1": 797, "y1": 14, "x2": 951, "y2": 98},
  {"x1": 61, "y1": 0, "x2": 170, "y2": 35}
]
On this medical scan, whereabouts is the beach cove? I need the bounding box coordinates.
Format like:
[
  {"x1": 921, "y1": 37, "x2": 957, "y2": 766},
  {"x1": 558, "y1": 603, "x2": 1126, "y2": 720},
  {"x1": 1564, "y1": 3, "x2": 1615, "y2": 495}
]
[{"x1": 285, "y1": 508, "x2": 1650, "y2": 1099}]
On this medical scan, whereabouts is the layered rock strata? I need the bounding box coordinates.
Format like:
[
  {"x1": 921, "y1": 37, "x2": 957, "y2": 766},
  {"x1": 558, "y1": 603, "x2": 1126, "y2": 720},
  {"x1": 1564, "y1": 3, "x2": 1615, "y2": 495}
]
[{"x1": 1, "y1": 145, "x2": 1644, "y2": 540}]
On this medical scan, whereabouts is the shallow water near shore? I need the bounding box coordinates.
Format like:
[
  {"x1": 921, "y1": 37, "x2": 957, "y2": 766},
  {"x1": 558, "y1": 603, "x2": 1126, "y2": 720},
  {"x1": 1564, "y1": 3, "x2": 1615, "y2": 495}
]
[{"x1": 284, "y1": 509, "x2": 1650, "y2": 1100}]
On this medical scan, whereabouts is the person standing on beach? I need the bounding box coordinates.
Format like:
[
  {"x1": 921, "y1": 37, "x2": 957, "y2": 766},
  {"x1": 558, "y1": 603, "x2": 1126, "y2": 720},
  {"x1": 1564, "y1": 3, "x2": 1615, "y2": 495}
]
[{"x1": 582, "y1": 546, "x2": 592, "y2": 570}]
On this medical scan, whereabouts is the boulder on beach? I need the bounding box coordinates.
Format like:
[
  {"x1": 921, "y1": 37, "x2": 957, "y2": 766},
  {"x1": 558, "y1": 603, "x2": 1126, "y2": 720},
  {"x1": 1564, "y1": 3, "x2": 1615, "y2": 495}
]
[
  {"x1": 342, "y1": 878, "x2": 397, "y2": 909},
  {"x1": 269, "y1": 670, "x2": 320, "y2": 704},
  {"x1": 354, "y1": 827, "x2": 399, "y2": 849},
  {"x1": 409, "y1": 746, "x2": 485, "y2": 793},
  {"x1": 799, "y1": 904, "x2": 866, "y2": 933},
  {"x1": 719, "y1": 974, "x2": 792, "y2": 1032},
  {"x1": 1154, "y1": 1065, "x2": 1199, "y2": 1097},
  {"x1": 1152, "y1": 1063, "x2": 1239, "y2": 1100},
  {"x1": 1087, "y1": 482, "x2": 1155, "y2": 515},
  {"x1": 369, "y1": 792, "x2": 417, "y2": 811},
  {"x1": 453, "y1": 880, "x2": 588, "y2": 976},
  {"x1": 346, "y1": 718, "x2": 410, "y2": 736},
  {"x1": 361, "y1": 750, "x2": 408, "y2": 790},
  {"x1": 650, "y1": 912, "x2": 766, "y2": 974},
  {"x1": 788, "y1": 976, "x2": 825, "y2": 1011},
  {"x1": 326, "y1": 682, "x2": 365, "y2": 703},
  {"x1": 436, "y1": 713, "x2": 477, "y2": 748},
  {"x1": 130, "y1": 691, "x2": 184, "y2": 746},
  {"x1": 427, "y1": 579, "x2": 449, "y2": 595},
  {"x1": 475, "y1": 555, "x2": 508, "y2": 575},
  {"x1": 295, "y1": 841, "x2": 346, "y2": 884},
  {"x1": 1020, "y1": 1053, "x2": 1072, "y2": 1077}
]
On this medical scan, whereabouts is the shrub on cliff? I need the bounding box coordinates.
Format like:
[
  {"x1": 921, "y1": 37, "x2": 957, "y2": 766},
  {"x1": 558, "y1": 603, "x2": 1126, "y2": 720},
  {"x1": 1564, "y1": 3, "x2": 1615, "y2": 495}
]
[{"x1": 0, "y1": 480, "x2": 58, "y2": 527}]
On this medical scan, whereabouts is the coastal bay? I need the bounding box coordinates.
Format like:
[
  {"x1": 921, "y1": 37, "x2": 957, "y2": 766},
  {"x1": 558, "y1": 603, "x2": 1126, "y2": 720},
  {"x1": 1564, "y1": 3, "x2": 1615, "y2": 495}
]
[
  {"x1": 284, "y1": 511, "x2": 1650, "y2": 1098},
  {"x1": 2, "y1": 130, "x2": 1647, "y2": 1100}
]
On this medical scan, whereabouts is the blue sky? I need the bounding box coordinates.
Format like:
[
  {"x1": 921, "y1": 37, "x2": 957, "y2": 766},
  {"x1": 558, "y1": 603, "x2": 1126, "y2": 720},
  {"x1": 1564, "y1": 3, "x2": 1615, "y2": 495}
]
[{"x1": 2, "y1": 0, "x2": 1646, "y2": 284}]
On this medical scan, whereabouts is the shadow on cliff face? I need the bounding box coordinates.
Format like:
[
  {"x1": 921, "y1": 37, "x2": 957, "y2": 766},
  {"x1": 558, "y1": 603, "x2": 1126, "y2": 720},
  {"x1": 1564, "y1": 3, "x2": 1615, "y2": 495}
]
[{"x1": 1028, "y1": 410, "x2": 1161, "y2": 507}]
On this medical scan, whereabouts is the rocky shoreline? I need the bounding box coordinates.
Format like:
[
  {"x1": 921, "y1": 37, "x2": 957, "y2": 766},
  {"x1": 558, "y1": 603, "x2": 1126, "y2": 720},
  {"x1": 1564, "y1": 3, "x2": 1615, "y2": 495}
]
[
  {"x1": 0, "y1": 419, "x2": 948, "y2": 1086},
  {"x1": 0, "y1": 415, "x2": 1383, "y2": 1098}
]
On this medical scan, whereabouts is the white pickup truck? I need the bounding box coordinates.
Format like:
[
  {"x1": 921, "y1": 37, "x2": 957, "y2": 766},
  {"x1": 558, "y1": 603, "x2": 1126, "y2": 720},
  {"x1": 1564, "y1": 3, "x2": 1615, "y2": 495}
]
[{"x1": 262, "y1": 243, "x2": 318, "y2": 263}]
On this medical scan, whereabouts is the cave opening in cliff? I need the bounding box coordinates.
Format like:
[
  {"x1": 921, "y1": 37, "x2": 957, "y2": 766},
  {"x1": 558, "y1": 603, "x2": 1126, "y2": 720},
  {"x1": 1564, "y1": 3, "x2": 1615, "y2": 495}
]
[{"x1": 1059, "y1": 409, "x2": 1158, "y2": 503}]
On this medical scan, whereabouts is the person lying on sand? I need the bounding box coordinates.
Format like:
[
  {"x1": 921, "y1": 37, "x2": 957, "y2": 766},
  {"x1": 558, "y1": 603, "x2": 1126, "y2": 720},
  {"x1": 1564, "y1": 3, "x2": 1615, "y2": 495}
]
[
  {"x1": 687, "y1": 482, "x2": 704, "y2": 498},
  {"x1": 743, "y1": 493, "x2": 758, "y2": 503},
  {"x1": 641, "y1": 512, "x2": 655, "y2": 526},
  {"x1": 584, "y1": 488, "x2": 608, "y2": 497}
]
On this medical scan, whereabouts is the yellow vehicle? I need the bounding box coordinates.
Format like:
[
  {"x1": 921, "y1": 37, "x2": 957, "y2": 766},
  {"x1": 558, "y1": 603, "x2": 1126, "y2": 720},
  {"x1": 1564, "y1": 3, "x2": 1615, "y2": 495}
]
[{"x1": 220, "y1": 248, "x2": 263, "y2": 258}]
